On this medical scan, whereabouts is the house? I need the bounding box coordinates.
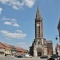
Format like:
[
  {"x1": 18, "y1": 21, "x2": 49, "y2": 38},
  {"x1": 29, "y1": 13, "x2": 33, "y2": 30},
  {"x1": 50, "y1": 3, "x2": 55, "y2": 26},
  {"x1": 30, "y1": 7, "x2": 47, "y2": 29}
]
[
  {"x1": 55, "y1": 44, "x2": 60, "y2": 56},
  {"x1": 0, "y1": 42, "x2": 5, "y2": 56},
  {"x1": 15, "y1": 47, "x2": 26, "y2": 55},
  {"x1": 3, "y1": 43, "x2": 11, "y2": 56},
  {"x1": 10, "y1": 46, "x2": 16, "y2": 56},
  {"x1": 0, "y1": 42, "x2": 27, "y2": 56}
]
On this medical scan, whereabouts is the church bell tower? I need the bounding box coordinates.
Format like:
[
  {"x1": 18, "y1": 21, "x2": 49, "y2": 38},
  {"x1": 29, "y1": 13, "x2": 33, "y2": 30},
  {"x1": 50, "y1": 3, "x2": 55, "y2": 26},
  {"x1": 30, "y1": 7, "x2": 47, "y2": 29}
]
[
  {"x1": 32, "y1": 7, "x2": 44, "y2": 57},
  {"x1": 35, "y1": 7, "x2": 43, "y2": 44},
  {"x1": 30, "y1": 7, "x2": 53, "y2": 57}
]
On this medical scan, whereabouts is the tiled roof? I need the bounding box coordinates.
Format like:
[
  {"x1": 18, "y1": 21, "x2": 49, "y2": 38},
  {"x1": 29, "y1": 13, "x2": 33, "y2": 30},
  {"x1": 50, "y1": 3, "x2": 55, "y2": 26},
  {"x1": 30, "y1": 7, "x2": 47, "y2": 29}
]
[
  {"x1": 0, "y1": 42, "x2": 26, "y2": 53},
  {"x1": 3, "y1": 44, "x2": 11, "y2": 50},
  {"x1": 0, "y1": 42, "x2": 5, "y2": 49},
  {"x1": 0, "y1": 42, "x2": 11, "y2": 50},
  {"x1": 15, "y1": 47, "x2": 25, "y2": 52}
]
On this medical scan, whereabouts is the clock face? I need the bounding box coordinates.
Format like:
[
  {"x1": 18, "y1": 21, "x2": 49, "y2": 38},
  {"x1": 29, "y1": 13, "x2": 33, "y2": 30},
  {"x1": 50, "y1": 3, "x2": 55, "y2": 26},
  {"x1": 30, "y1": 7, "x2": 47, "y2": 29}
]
[{"x1": 37, "y1": 24, "x2": 39, "y2": 26}]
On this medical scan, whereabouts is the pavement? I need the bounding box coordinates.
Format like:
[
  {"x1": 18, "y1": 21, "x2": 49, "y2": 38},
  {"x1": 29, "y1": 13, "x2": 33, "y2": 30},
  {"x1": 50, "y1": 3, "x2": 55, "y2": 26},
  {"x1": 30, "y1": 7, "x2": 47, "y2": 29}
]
[{"x1": 0, "y1": 56, "x2": 58, "y2": 60}]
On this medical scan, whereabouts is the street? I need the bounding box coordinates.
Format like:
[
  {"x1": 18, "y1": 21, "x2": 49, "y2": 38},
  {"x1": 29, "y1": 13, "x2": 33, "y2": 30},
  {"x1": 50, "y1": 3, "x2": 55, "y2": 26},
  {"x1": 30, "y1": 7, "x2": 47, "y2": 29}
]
[
  {"x1": 0, "y1": 56, "x2": 46, "y2": 60},
  {"x1": 0, "y1": 56, "x2": 58, "y2": 60}
]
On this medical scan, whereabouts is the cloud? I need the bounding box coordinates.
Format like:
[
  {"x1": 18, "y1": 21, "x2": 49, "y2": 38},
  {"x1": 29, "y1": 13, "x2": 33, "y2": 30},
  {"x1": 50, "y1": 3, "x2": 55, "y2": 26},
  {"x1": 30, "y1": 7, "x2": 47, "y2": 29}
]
[
  {"x1": 0, "y1": 30, "x2": 26, "y2": 39},
  {"x1": 12, "y1": 21, "x2": 20, "y2": 27},
  {"x1": 0, "y1": 0, "x2": 36, "y2": 10},
  {"x1": 2, "y1": 17, "x2": 16, "y2": 21},
  {"x1": 16, "y1": 29, "x2": 23, "y2": 33},
  {"x1": 24, "y1": 0, "x2": 36, "y2": 8},
  {"x1": 2, "y1": 17, "x2": 20, "y2": 27},
  {"x1": 0, "y1": 7, "x2": 3, "y2": 14},
  {"x1": 0, "y1": 0, "x2": 23, "y2": 10},
  {"x1": 16, "y1": 42, "x2": 28, "y2": 49},
  {"x1": 4, "y1": 21, "x2": 12, "y2": 25},
  {"x1": 17, "y1": 42, "x2": 26, "y2": 45},
  {"x1": 16, "y1": 42, "x2": 32, "y2": 50}
]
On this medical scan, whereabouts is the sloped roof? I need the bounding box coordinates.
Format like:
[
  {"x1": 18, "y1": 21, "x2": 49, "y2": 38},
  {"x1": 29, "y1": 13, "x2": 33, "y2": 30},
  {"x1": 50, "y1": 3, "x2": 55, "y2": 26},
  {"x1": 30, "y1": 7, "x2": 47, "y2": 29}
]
[
  {"x1": 0, "y1": 42, "x2": 11, "y2": 50},
  {"x1": 3, "y1": 43, "x2": 11, "y2": 50},
  {"x1": 0, "y1": 42, "x2": 26, "y2": 52},
  {"x1": 15, "y1": 47, "x2": 25, "y2": 52},
  {"x1": 0, "y1": 42, "x2": 5, "y2": 49}
]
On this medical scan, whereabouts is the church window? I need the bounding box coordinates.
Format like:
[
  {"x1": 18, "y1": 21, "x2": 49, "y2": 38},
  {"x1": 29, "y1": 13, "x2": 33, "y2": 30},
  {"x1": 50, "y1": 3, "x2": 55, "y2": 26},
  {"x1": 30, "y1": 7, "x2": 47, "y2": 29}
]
[{"x1": 37, "y1": 26, "x2": 40, "y2": 38}]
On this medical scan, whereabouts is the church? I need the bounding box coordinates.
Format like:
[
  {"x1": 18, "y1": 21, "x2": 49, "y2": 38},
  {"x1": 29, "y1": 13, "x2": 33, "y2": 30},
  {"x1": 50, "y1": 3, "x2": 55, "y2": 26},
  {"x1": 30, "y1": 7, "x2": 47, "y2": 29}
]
[{"x1": 30, "y1": 7, "x2": 53, "y2": 57}]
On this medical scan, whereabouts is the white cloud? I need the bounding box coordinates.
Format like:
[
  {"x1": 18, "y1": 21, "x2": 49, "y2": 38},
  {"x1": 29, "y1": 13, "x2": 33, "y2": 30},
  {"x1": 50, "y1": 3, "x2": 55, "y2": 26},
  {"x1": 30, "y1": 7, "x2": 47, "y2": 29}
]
[
  {"x1": 16, "y1": 42, "x2": 32, "y2": 50},
  {"x1": 12, "y1": 21, "x2": 20, "y2": 27},
  {"x1": 24, "y1": 0, "x2": 36, "y2": 8},
  {"x1": 16, "y1": 42, "x2": 28, "y2": 49},
  {"x1": 16, "y1": 29, "x2": 23, "y2": 33},
  {"x1": 2, "y1": 17, "x2": 16, "y2": 21},
  {"x1": 0, "y1": 30, "x2": 26, "y2": 39},
  {"x1": 0, "y1": 7, "x2": 3, "y2": 14},
  {"x1": 4, "y1": 21, "x2": 11, "y2": 25},
  {"x1": 0, "y1": 0, "x2": 36, "y2": 10},
  {"x1": 2, "y1": 17, "x2": 20, "y2": 27},
  {"x1": 17, "y1": 42, "x2": 26, "y2": 45},
  {"x1": 0, "y1": 0, "x2": 23, "y2": 10}
]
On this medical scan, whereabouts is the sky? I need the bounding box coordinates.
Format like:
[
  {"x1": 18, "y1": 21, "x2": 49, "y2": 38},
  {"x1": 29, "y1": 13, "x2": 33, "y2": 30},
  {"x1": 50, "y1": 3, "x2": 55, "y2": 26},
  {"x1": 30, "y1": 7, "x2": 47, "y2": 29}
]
[{"x1": 0, "y1": 0, "x2": 60, "y2": 51}]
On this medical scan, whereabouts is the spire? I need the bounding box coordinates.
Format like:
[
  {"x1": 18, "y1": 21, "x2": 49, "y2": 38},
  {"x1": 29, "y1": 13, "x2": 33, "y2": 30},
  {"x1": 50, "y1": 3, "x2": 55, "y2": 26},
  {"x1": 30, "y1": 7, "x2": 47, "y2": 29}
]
[{"x1": 36, "y1": 7, "x2": 42, "y2": 20}]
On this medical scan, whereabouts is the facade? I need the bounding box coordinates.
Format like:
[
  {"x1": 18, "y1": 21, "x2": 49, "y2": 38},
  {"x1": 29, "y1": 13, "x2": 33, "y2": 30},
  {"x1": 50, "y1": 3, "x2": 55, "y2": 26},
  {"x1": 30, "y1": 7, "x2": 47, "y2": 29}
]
[
  {"x1": 57, "y1": 18, "x2": 60, "y2": 41},
  {"x1": 0, "y1": 42, "x2": 26, "y2": 56},
  {"x1": 55, "y1": 44, "x2": 60, "y2": 56},
  {"x1": 30, "y1": 7, "x2": 53, "y2": 57},
  {"x1": 55, "y1": 18, "x2": 60, "y2": 56},
  {"x1": 4, "y1": 44, "x2": 11, "y2": 56},
  {"x1": 46, "y1": 41, "x2": 53, "y2": 56},
  {"x1": 0, "y1": 42, "x2": 5, "y2": 56},
  {"x1": 10, "y1": 46, "x2": 16, "y2": 56},
  {"x1": 15, "y1": 47, "x2": 26, "y2": 55}
]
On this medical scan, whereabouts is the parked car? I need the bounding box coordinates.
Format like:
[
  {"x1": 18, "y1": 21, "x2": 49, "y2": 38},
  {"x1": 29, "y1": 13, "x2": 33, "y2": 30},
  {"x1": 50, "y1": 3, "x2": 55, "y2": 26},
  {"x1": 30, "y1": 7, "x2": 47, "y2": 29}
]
[
  {"x1": 40, "y1": 55, "x2": 48, "y2": 59},
  {"x1": 24, "y1": 54, "x2": 32, "y2": 58},
  {"x1": 51, "y1": 54, "x2": 58, "y2": 58},
  {"x1": 15, "y1": 55, "x2": 24, "y2": 58},
  {"x1": 47, "y1": 57, "x2": 55, "y2": 60}
]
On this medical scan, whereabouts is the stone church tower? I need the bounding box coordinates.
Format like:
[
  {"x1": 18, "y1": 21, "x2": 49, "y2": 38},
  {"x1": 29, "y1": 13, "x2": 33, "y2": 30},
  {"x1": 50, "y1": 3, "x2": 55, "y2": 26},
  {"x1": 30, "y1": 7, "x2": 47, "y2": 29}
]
[{"x1": 30, "y1": 7, "x2": 53, "y2": 57}]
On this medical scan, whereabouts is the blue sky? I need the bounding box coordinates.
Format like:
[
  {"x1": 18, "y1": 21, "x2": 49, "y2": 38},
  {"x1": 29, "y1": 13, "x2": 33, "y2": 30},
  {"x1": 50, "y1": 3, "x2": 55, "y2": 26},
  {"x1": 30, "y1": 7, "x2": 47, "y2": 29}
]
[{"x1": 0, "y1": 0, "x2": 60, "y2": 50}]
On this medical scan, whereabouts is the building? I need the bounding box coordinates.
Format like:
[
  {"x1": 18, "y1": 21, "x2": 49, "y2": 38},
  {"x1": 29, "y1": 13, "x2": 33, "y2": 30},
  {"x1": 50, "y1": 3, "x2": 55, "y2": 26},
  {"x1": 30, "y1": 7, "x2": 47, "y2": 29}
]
[
  {"x1": 0, "y1": 42, "x2": 27, "y2": 56},
  {"x1": 30, "y1": 7, "x2": 53, "y2": 57},
  {"x1": 10, "y1": 46, "x2": 16, "y2": 56},
  {"x1": 15, "y1": 47, "x2": 26, "y2": 55},
  {"x1": 55, "y1": 44, "x2": 60, "y2": 56},
  {"x1": 0, "y1": 42, "x2": 5, "y2": 56},
  {"x1": 46, "y1": 41, "x2": 53, "y2": 56},
  {"x1": 4, "y1": 44, "x2": 11, "y2": 56},
  {"x1": 55, "y1": 18, "x2": 60, "y2": 56},
  {"x1": 57, "y1": 18, "x2": 60, "y2": 42}
]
